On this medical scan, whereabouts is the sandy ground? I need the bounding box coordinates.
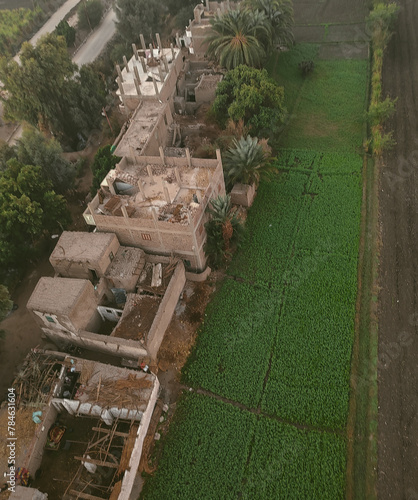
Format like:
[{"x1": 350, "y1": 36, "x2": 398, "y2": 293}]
[{"x1": 379, "y1": 0, "x2": 418, "y2": 497}]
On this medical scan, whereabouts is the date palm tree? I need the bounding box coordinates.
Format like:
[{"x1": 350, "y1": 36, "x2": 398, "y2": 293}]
[
  {"x1": 206, "y1": 9, "x2": 271, "y2": 69},
  {"x1": 243, "y1": 0, "x2": 294, "y2": 48},
  {"x1": 204, "y1": 195, "x2": 245, "y2": 267},
  {"x1": 222, "y1": 135, "x2": 274, "y2": 190}
]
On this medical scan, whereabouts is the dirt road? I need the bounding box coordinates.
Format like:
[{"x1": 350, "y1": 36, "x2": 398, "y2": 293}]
[{"x1": 379, "y1": 0, "x2": 418, "y2": 498}]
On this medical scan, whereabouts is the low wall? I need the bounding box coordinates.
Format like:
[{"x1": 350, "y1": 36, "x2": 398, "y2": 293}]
[
  {"x1": 185, "y1": 266, "x2": 211, "y2": 282},
  {"x1": 146, "y1": 261, "x2": 186, "y2": 359},
  {"x1": 25, "y1": 403, "x2": 59, "y2": 476},
  {"x1": 230, "y1": 183, "x2": 256, "y2": 207},
  {"x1": 118, "y1": 378, "x2": 160, "y2": 499},
  {"x1": 41, "y1": 327, "x2": 148, "y2": 360}
]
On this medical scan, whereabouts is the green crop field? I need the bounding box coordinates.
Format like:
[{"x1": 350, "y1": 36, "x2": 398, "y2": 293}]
[
  {"x1": 142, "y1": 393, "x2": 346, "y2": 500},
  {"x1": 143, "y1": 47, "x2": 368, "y2": 499}
]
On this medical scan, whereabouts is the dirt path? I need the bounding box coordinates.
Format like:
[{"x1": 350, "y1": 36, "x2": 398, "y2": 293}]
[
  {"x1": 0, "y1": 258, "x2": 54, "y2": 400},
  {"x1": 379, "y1": 1, "x2": 418, "y2": 498}
]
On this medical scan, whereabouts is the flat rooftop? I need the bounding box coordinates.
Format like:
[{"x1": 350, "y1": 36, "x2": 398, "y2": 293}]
[
  {"x1": 105, "y1": 246, "x2": 146, "y2": 281},
  {"x1": 27, "y1": 277, "x2": 91, "y2": 314},
  {"x1": 113, "y1": 100, "x2": 165, "y2": 158},
  {"x1": 50, "y1": 231, "x2": 117, "y2": 264},
  {"x1": 111, "y1": 293, "x2": 161, "y2": 342},
  {"x1": 117, "y1": 47, "x2": 181, "y2": 98}
]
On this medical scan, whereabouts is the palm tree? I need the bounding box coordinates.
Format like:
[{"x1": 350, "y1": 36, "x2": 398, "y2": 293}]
[
  {"x1": 222, "y1": 135, "x2": 274, "y2": 190},
  {"x1": 204, "y1": 195, "x2": 244, "y2": 267},
  {"x1": 243, "y1": 0, "x2": 294, "y2": 48},
  {"x1": 206, "y1": 9, "x2": 271, "y2": 69}
]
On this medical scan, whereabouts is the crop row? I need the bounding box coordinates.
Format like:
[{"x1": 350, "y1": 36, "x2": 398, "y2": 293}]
[
  {"x1": 142, "y1": 393, "x2": 346, "y2": 500},
  {"x1": 183, "y1": 279, "x2": 280, "y2": 408},
  {"x1": 263, "y1": 254, "x2": 358, "y2": 428}
]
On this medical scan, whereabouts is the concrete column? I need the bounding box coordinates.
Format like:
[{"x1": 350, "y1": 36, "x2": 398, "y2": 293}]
[
  {"x1": 140, "y1": 56, "x2": 147, "y2": 73},
  {"x1": 156, "y1": 33, "x2": 162, "y2": 49},
  {"x1": 121, "y1": 205, "x2": 129, "y2": 218},
  {"x1": 175, "y1": 32, "x2": 181, "y2": 47},
  {"x1": 162, "y1": 55, "x2": 169, "y2": 73},
  {"x1": 109, "y1": 179, "x2": 116, "y2": 196},
  {"x1": 152, "y1": 74, "x2": 159, "y2": 95},
  {"x1": 162, "y1": 181, "x2": 171, "y2": 204},
  {"x1": 116, "y1": 76, "x2": 125, "y2": 96},
  {"x1": 147, "y1": 165, "x2": 154, "y2": 183},
  {"x1": 170, "y1": 43, "x2": 175, "y2": 60},
  {"x1": 158, "y1": 64, "x2": 164, "y2": 82},
  {"x1": 116, "y1": 65, "x2": 123, "y2": 82},
  {"x1": 159, "y1": 146, "x2": 165, "y2": 163},
  {"x1": 138, "y1": 180, "x2": 146, "y2": 200},
  {"x1": 216, "y1": 148, "x2": 222, "y2": 164},
  {"x1": 185, "y1": 148, "x2": 192, "y2": 167},
  {"x1": 132, "y1": 43, "x2": 138, "y2": 60},
  {"x1": 149, "y1": 43, "x2": 153, "y2": 55},
  {"x1": 205, "y1": 0, "x2": 209, "y2": 10},
  {"x1": 220, "y1": 2, "x2": 225, "y2": 12},
  {"x1": 123, "y1": 55, "x2": 129, "y2": 72},
  {"x1": 140, "y1": 34, "x2": 146, "y2": 51},
  {"x1": 134, "y1": 78, "x2": 141, "y2": 96},
  {"x1": 226, "y1": 0, "x2": 230, "y2": 10},
  {"x1": 133, "y1": 65, "x2": 141, "y2": 85},
  {"x1": 87, "y1": 202, "x2": 96, "y2": 222},
  {"x1": 196, "y1": 190, "x2": 202, "y2": 202},
  {"x1": 174, "y1": 167, "x2": 181, "y2": 185},
  {"x1": 195, "y1": 8, "x2": 201, "y2": 23},
  {"x1": 216, "y1": 7, "x2": 221, "y2": 16}
]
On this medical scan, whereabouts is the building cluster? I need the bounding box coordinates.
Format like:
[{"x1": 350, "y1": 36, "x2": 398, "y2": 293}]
[{"x1": 5, "y1": 3, "x2": 250, "y2": 499}]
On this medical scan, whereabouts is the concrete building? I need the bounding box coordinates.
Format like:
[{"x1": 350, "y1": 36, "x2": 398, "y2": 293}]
[
  {"x1": 27, "y1": 232, "x2": 186, "y2": 362},
  {"x1": 50, "y1": 231, "x2": 146, "y2": 293},
  {"x1": 5, "y1": 351, "x2": 159, "y2": 500},
  {"x1": 49, "y1": 231, "x2": 120, "y2": 281},
  {"x1": 113, "y1": 100, "x2": 173, "y2": 157},
  {"x1": 27, "y1": 277, "x2": 104, "y2": 334},
  {"x1": 116, "y1": 43, "x2": 183, "y2": 114},
  {"x1": 187, "y1": 1, "x2": 239, "y2": 58},
  {"x1": 83, "y1": 150, "x2": 225, "y2": 271}
]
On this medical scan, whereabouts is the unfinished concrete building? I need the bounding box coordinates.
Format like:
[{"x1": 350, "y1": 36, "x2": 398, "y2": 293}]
[
  {"x1": 27, "y1": 232, "x2": 186, "y2": 361},
  {"x1": 187, "y1": 1, "x2": 239, "y2": 58},
  {"x1": 113, "y1": 100, "x2": 174, "y2": 157},
  {"x1": 3, "y1": 351, "x2": 159, "y2": 499},
  {"x1": 83, "y1": 149, "x2": 225, "y2": 271},
  {"x1": 115, "y1": 41, "x2": 182, "y2": 113}
]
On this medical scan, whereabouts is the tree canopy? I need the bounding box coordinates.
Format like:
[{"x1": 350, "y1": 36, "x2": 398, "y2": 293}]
[
  {"x1": 54, "y1": 19, "x2": 76, "y2": 46},
  {"x1": 0, "y1": 285, "x2": 13, "y2": 322},
  {"x1": 0, "y1": 159, "x2": 70, "y2": 267},
  {"x1": 212, "y1": 65, "x2": 286, "y2": 137},
  {"x1": 114, "y1": 0, "x2": 161, "y2": 45},
  {"x1": 206, "y1": 1, "x2": 294, "y2": 69},
  {"x1": 90, "y1": 145, "x2": 121, "y2": 195},
  {"x1": 222, "y1": 135, "x2": 273, "y2": 190},
  {"x1": 16, "y1": 127, "x2": 75, "y2": 193},
  {"x1": 0, "y1": 33, "x2": 106, "y2": 147},
  {"x1": 206, "y1": 9, "x2": 270, "y2": 69},
  {"x1": 204, "y1": 195, "x2": 245, "y2": 268},
  {"x1": 243, "y1": 0, "x2": 294, "y2": 48},
  {"x1": 77, "y1": 0, "x2": 103, "y2": 31}
]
